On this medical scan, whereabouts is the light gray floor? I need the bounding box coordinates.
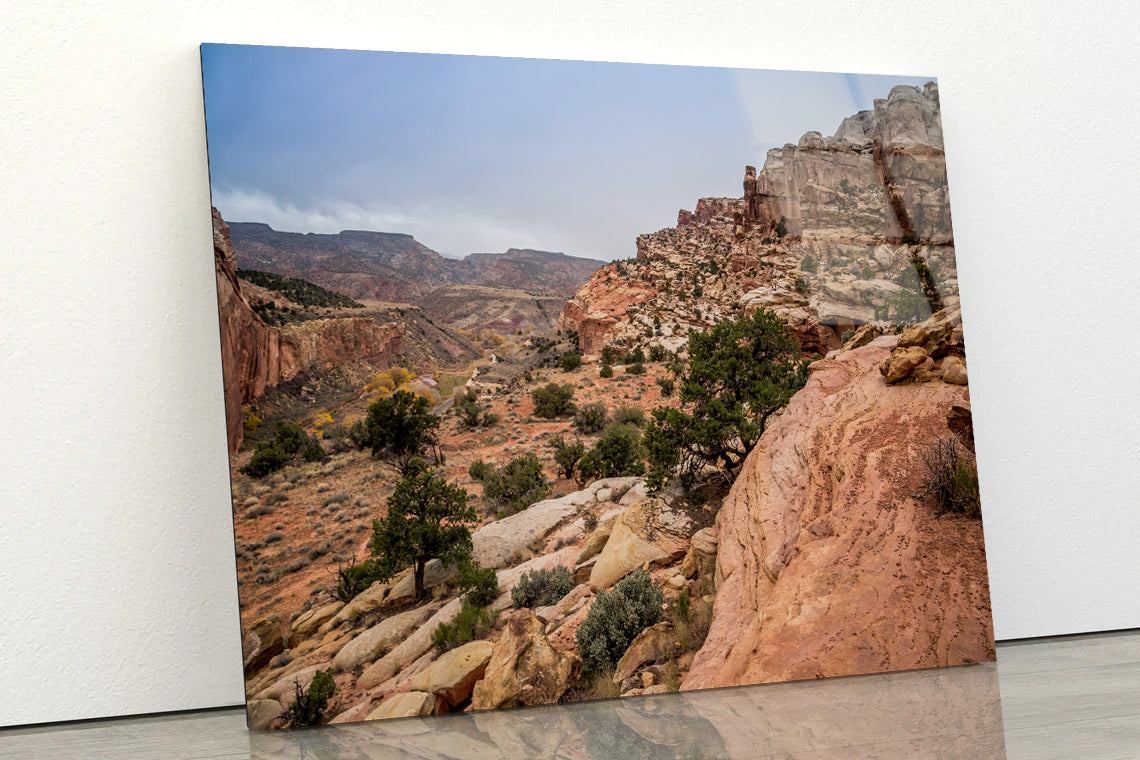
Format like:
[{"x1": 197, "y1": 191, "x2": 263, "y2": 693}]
[{"x1": 2, "y1": 630, "x2": 1137, "y2": 759}]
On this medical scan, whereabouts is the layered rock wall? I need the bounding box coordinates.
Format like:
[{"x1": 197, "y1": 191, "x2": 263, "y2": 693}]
[
  {"x1": 559, "y1": 82, "x2": 960, "y2": 354},
  {"x1": 213, "y1": 209, "x2": 406, "y2": 453},
  {"x1": 683, "y1": 336, "x2": 993, "y2": 690}
]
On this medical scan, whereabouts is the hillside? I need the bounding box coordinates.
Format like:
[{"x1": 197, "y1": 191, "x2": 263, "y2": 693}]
[
  {"x1": 419, "y1": 286, "x2": 567, "y2": 335},
  {"x1": 227, "y1": 223, "x2": 602, "y2": 302}
]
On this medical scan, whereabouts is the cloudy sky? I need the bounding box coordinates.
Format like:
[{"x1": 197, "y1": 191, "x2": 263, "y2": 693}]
[{"x1": 201, "y1": 45, "x2": 932, "y2": 262}]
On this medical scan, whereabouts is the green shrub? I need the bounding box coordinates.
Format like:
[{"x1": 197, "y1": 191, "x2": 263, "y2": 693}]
[
  {"x1": 578, "y1": 423, "x2": 645, "y2": 484},
  {"x1": 576, "y1": 570, "x2": 663, "y2": 673},
  {"x1": 656, "y1": 377, "x2": 675, "y2": 397},
  {"x1": 432, "y1": 599, "x2": 497, "y2": 652},
  {"x1": 511, "y1": 566, "x2": 575, "y2": 608},
  {"x1": 531, "y1": 383, "x2": 576, "y2": 418},
  {"x1": 624, "y1": 362, "x2": 647, "y2": 376},
  {"x1": 282, "y1": 668, "x2": 336, "y2": 727},
  {"x1": 626, "y1": 347, "x2": 646, "y2": 364},
  {"x1": 240, "y1": 421, "x2": 316, "y2": 478},
  {"x1": 479, "y1": 453, "x2": 550, "y2": 515},
  {"x1": 301, "y1": 435, "x2": 326, "y2": 462},
  {"x1": 549, "y1": 435, "x2": 586, "y2": 480},
  {"x1": 558, "y1": 352, "x2": 583, "y2": 371},
  {"x1": 599, "y1": 364, "x2": 614, "y2": 379},
  {"x1": 468, "y1": 459, "x2": 491, "y2": 481},
  {"x1": 644, "y1": 308, "x2": 808, "y2": 490},
  {"x1": 240, "y1": 445, "x2": 290, "y2": 478},
  {"x1": 457, "y1": 559, "x2": 500, "y2": 607},
  {"x1": 648, "y1": 344, "x2": 670, "y2": 362},
  {"x1": 333, "y1": 556, "x2": 386, "y2": 602},
  {"x1": 612, "y1": 405, "x2": 645, "y2": 428},
  {"x1": 575, "y1": 402, "x2": 609, "y2": 434},
  {"x1": 800, "y1": 254, "x2": 818, "y2": 273},
  {"x1": 601, "y1": 346, "x2": 627, "y2": 365},
  {"x1": 919, "y1": 435, "x2": 981, "y2": 517}
]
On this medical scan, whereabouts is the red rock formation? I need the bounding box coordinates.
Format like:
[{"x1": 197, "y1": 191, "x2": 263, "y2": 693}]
[
  {"x1": 684, "y1": 335, "x2": 993, "y2": 690},
  {"x1": 556, "y1": 270, "x2": 658, "y2": 355},
  {"x1": 213, "y1": 209, "x2": 407, "y2": 453}
]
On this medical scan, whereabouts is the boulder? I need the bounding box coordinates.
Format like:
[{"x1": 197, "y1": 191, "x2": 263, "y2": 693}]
[
  {"x1": 896, "y1": 306, "x2": 962, "y2": 358},
  {"x1": 357, "y1": 597, "x2": 464, "y2": 690},
  {"x1": 333, "y1": 605, "x2": 434, "y2": 672},
  {"x1": 471, "y1": 494, "x2": 582, "y2": 569},
  {"x1": 409, "y1": 640, "x2": 494, "y2": 706},
  {"x1": 880, "y1": 345, "x2": 933, "y2": 384},
  {"x1": 246, "y1": 699, "x2": 285, "y2": 731},
  {"x1": 326, "y1": 580, "x2": 392, "y2": 631},
  {"x1": 942, "y1": 357, "x2": 968, "y2": 385},
  {"x1": 613, "y1": 622, "x2": 674, "y2": 683},
  {"x1": 947, "y1": 401, "x2": 974, "y2": 450},
  {"x1": 366, "y1": 691, "x2": 439, "y2": 720},
  {"x1": 689, "y1": 527, "x2": 719, "y2": 557},
  {"x1": 589, "y1": 497, "x2": 694, "y2": 589},
  {"x1": 254, "y1": 664, "x2": 322, "y2": 702},
  {"x1": 840, "y1": 324, "x2": 881, "y2": 352},
  {"x1": 575, "y1": 527, "x2": 612, "y2": 565},
  {"x1": 291, "y1": 601, "x2": 343, "y2": 640},
  {"x1": 470, "y1": 609, "x2": 580, "y2": 710},
  {"x1": 243, "y1": 617, "x2": 284, "y2": 674}
]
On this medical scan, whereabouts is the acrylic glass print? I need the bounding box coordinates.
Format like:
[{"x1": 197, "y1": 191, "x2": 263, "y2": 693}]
[{"x1": 201, "y1": 44, "x2": 995, "y2": 729}]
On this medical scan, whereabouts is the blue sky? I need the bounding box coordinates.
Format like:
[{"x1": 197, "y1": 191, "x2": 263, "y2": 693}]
[{"x1": 201, "y1": 45, "x2": 933, "y2": 262}]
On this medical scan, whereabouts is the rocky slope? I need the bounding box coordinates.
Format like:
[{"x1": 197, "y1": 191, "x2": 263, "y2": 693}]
[
  {"x1": 228, "y1": 223, "x2": 603, "y2": 302},
  {"x1": 683, "y1": 328, "x2": 992, "y2": 690},
  {"x1": 420, "y1": 285, "x2": 567, "y2": 334},
  {"x1": 559, "y1": 82, "x2": 958, "y2": 356},
  {"x1": 213, "y1": 209, "x2": 476, "y2": 453}
]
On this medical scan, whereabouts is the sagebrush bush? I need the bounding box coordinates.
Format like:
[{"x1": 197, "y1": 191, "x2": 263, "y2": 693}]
[
  {"x1": 919, "y1": 434, "x2": 981, "y2": 517},
  {"x1": 432, "y1": 598, "x2": 497, "y2": 652},
  {"x1": 576, "y1": 570, "x2": 663, "y2": 673},
  {"x1": 575, "y1": 402, "x2": 609, "y2": 434},
  {"x1": 612, "y1": 405, "x2": 646, "y2": 428},
  {"x1": 511, "y1": 566, "x2": 575, "y2": 608}
]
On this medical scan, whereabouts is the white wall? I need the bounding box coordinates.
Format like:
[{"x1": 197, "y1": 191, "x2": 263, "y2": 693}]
[{"x1": 3, "y1": 0, "x2": 1138, "y2": 728}]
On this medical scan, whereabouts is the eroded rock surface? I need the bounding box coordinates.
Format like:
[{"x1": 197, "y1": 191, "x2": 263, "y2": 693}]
[{"x1": 684, "y1": 336, "x2": 994, "y2": 690}]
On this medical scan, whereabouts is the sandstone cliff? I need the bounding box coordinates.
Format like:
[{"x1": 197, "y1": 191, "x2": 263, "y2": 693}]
[
  {"x1": 213, "y1": 209, "x2": 407, "y2": 453},
  {"x1": 559, "y1": 83, "x2": 958, "y2": 355},
  {"x1": 682, "y1": 335, "x2": 993, "y2": 690}
]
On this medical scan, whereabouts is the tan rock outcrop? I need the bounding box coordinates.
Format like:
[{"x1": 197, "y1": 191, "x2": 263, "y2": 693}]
[
  {"x1": 333, "y1": 605, "x2": 434, "y2": 673},
  {"x1": 357, "y1": 598, "x2": 464, "y2": 690},
  {"x1": 613, "y1": 622, "x2": 674, "y2": 684},
  {"x1": 366, "y1": 691, "x2": 439, "y2": 720},
  {"x1": 408, "y1": 640, "x2": 494, "y2": 706},
  {"x1": 246, "y1": 699, "x2": 285, "y2": 730},
  {"x1": 589, "y1": 496, "x2": 695, "y2": 589},
  {"x1": 290, "y1": 601, "x2": 343, "y2": 640},
  {"x1": 470, "y1": 609, "x2": 580, "y2": 710},
  {"x1": 684, "y1": 336, "x2": 993, "y2": 691},
  {"x1": 242, "y1": 617, "x2": 284, "y2": 675}
]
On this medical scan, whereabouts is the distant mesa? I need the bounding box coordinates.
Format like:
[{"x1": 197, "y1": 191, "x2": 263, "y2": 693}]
[{"x1": 225, "y1": 222, "x2": 603, "y2": 303}]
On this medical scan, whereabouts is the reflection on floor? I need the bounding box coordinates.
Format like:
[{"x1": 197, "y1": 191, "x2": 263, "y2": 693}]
[{"x1": 2, "y1": 630, "x2": 1138, "y2": 760}]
